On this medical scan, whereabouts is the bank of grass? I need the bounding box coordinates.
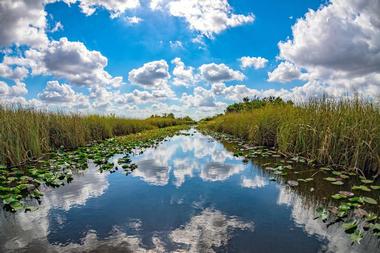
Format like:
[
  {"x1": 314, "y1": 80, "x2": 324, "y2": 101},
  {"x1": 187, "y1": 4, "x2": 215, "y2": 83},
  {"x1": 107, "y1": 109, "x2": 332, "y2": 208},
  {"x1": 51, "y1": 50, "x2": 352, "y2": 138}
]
[
  {"x1": 0, "y1": 106, "x2": 193, "y2": 166},
  {"x1": 201, "y1": 99, "x2": 380, "y2": 175}
]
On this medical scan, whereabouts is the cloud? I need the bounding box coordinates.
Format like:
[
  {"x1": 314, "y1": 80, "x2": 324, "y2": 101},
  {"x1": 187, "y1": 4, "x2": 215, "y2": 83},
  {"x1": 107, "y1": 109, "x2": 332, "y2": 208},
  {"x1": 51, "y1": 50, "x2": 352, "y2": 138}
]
[
  {"x1": 182, "y1": 86, "x2": 219, "y2": 107},
  {"x1": 0, "y1": 63, "x2": 28, "y2": 81},
  {"x1": 276, "y1": 0, "x2": 380, "y2": 97},
  {"x1": 171, "y1": 57, "x2": 195, "y2": 86},
  {"x1": 200, "y1": 162, "x2": 244, "y2": 182},
  {"x1": 240, "y1": 56, "x2": 268, "y2": 69},
  {"x1": 50, "y1": 21, "x2": 64, "y2": 32},
  {"x1": 199, "y1": 63, "x2": 245, "y2": 83},
  {"x1": 44, "y1": 38, "x2": 122, "y2": 87},
  {"x1": 0, "y1": 0, "x2": 48, "y2": 48},
  {"x1": 0, "y1": 81, "x2": 28, "y2": 97},
  {"x1": 133, "y1": 159, "x2": 170, "y2": 186},
  {"x1": 38, "y1": 80, "x2": 80, "y2": 103},
  {"x1": 170, "y1": 208, "x2": 254, "y2": 252},
  {"x1": 128, "y1": 60, "x2": 170, "y2": 87},
  {"x1": 151, "y1": 0, "x2": 254, "y2": 38},
  {"x1": 3, "y1": 38, "x2": 122, "y2": 88},
  {"x1": 169, "y1": 40, "x2": 184, "y2": 49},
  {"x1": 267, "y1": 61, "x2": 302, "y2": 83},
  {"x1": 74, "y1": 0, "x2": 141, "y2": 18},
  {"x1": 123, "y1": 16, "x2": 143, "y2": 24},
  {"x1": 241, "y1": 176, "x2": 267, "y2": 189}
]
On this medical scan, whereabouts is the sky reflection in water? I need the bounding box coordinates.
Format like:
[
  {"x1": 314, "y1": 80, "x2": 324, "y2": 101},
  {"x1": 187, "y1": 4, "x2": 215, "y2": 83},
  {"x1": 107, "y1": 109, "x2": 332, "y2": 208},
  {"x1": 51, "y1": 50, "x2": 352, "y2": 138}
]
[{"x1": 0, "y1": 130, "x2": 378, "y2": 253}]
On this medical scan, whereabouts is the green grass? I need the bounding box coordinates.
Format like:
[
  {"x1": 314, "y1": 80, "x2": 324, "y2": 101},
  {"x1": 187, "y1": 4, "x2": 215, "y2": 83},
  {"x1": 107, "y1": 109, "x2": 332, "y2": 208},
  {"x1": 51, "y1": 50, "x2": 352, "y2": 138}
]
[
  {"x1": 201, "y1": 99, "x2": 380, "y2": 175},
  {"x1": 0, "y1": 106, "x2": 193, "y2": 167}
]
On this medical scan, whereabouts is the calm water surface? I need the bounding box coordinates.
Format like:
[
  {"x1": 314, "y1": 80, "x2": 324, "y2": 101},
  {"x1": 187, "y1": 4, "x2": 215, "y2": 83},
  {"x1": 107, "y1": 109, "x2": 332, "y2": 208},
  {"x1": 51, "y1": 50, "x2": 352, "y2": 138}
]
[{"x1": 0, "y1": 129, "x2": 379, "y2": 253}]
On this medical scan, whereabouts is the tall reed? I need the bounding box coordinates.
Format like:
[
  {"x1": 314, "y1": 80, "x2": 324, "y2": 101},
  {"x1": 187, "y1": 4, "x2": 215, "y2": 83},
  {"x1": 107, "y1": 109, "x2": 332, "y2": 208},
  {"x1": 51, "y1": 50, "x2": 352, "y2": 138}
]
[
  {"x1": 0, "y1": 106, "x2": 192, "y2": 166},
  {"x1": 202, "y1": 99, "x2": 380, "y2": 175}
]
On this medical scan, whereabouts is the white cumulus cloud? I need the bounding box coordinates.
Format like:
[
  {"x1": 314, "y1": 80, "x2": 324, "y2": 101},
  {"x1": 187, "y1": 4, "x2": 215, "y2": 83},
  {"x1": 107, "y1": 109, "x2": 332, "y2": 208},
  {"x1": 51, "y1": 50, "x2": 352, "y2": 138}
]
[
  {"x1": 0, "y1": 0, "x2": 48, "y2": 48},
  {"x1": 276, "y1": 0, "x2": 380, "y2": 97},
  {"x1": 151, "y1": 0, "x2": 254, "y2": 38},
  {"x1": 199, "y1": 63, "x2": 245, "y2": 83},
  {"x1": 267, "y1": 61, "x2": 302, "y2": 83},
  {"x1": 240, "y1": 56, "x2": 268, "y2": 69},
  {"x1": 171, "y1": 57, "x2": 195, "y2": 87}
]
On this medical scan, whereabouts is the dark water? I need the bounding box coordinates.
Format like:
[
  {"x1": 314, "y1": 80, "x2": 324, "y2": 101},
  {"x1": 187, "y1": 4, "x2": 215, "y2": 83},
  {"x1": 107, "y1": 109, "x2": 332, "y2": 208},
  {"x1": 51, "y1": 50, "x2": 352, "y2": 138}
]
[{"x1": 0, "y1": 129, "x2": 379, "y2": 253}]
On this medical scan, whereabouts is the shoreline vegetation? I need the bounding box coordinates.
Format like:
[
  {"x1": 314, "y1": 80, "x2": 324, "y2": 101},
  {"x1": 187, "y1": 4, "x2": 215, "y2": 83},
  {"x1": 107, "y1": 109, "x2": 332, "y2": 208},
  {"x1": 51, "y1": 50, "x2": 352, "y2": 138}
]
[
  {"x1": 0, "y1": 106, "x2": 193, "y2": 167},
  {"x1": 200, "y1": 97, "x2": 380, "y2": 176}
]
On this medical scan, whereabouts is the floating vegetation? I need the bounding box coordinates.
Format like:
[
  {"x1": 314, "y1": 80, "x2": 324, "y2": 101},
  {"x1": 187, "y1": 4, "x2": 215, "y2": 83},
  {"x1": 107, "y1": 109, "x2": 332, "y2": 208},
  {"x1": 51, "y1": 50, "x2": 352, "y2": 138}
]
[
  {"x1": 0, "y1": 125, "x2": 189, "y2": 212},
  {"x1": 352, "y1": 185, "x2": 372, "y2": 192}
]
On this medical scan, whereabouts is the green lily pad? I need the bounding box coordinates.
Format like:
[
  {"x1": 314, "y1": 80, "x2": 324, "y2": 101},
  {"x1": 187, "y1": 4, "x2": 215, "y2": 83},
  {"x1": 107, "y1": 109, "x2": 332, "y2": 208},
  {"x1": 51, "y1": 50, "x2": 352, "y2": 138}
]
[
  {"x1": 331, "y1": 193, "x2": 347, "y2": 200},
  {"x1": 370, "y1": 185, "x2": 380, "y2": 190},
  {"x1": 324, "y1": 177, "x2": 337, "y2": 182},
  {"x1": 9, "y1": 200, "x2": 24, "y2": 212},
  {"x1": 361, "y1": 179, "x2": 374, "y2": 184},
  {"x1": 352, "y1": 185, "x2": 371, "y2": 192},
  {"x1": 315, "y1": 207, "x2": 329, "y2": 221},
  {"x1": 331, "y1": 181, "x2": 344, "y2": 185},
  {"x1": 349, "y1": 197, "x2": 365, "y2": 204},
  {"x1": 363, "y1": 197, "x2": 378, "y2": 205},
  {"x1": 365, "y1": 213, "x2": 378, "y2": 223},
  {"x1": 342, "y1": 221, "x2": 357, "y2": 233},
  {"x1": 350, "y1": 230, "x2": 363, "y2": 244},
  {"x1": 371, "y1": 223, "x2": 380, "y2": 232}
]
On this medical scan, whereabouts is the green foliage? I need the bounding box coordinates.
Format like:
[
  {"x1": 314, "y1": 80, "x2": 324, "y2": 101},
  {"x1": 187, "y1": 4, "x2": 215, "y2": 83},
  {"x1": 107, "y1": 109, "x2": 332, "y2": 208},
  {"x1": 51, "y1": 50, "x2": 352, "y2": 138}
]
[
  {"x1": 225, "y1": 96, "x2": 292, "y2": 113},
  {"x1": 0, "y1": 106, "x2": 193, "y2": 166},
  {"x1": 202, "y1": 98, "x2": 380, "y2": 175}
]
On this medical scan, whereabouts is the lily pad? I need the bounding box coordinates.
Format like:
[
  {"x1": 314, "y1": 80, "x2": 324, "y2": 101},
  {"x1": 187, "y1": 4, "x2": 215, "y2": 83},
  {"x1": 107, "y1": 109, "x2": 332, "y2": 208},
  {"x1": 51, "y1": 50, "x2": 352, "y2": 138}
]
[
  {"x1": 352, "y1": 185, "x2": 371, "y2": 192},
  {"x1": 365, "y1": 213, "x2": 378, "y2": 223},
  {"x1": 339, "y1": 191, "x2": 354, "y2": 197},
  {"x1": 342, "y1": 221, "x2": 357, "y2": 233},
  {"x1": 331, "y1": 194, "x2": 347, "y2": 200},
  {"x1": 363, "y1": 197, "x2": 378, "y2": 205},
  {"x1": 297, "y1": 178, "x2": 313, "y2": 183},
  {"x1": 324, "y1": 177, "x2": 337, "y2": 182},
  {"x1": 350, "y1": 230, "x2": 363, "y2": 244},
  {"x1": 361, "y1": 179, "x2": 374, "y2": 184},
  {"x1": 315, "y1": 207, "x2": 329, "y2": 221},
  {"x1": 370, "y1": 185, "x2": 380, "y2": 190},
  {"x1": 331, "y1": 181, "x2": 344, "y2": 185}
]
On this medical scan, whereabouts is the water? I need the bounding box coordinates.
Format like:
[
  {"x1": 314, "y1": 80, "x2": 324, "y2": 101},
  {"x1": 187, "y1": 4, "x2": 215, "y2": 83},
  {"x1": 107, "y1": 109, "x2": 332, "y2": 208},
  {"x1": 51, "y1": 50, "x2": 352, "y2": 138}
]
[{"x1": 0, "y1": 129, "x2": 379, "y2": 253}]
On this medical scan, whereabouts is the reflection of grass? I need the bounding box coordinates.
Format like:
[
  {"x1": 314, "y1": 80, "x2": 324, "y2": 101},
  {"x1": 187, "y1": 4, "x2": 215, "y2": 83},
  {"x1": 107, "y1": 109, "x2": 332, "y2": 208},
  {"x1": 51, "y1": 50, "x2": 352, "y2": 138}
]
[
  {"x1": 0, "y1": 106, "x2": 193, "y2": 166},
  {"x1": 201, "y1": 99, "x2": 380, "y2": 175}
]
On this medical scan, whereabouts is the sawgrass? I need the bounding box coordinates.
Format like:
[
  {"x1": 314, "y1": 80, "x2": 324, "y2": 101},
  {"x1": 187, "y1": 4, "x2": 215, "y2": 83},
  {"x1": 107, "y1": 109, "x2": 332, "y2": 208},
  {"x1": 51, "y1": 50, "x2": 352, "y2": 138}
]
[{"x1": 202, "y1": 99, "x2": 380, "y2": 175}]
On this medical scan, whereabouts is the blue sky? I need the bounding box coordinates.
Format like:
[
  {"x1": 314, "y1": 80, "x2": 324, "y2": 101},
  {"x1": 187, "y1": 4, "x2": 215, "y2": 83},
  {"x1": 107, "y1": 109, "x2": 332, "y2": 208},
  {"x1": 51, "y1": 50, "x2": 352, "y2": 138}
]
[{"x1": 0, "y1": 0, "x2": 379, "y2": 119}]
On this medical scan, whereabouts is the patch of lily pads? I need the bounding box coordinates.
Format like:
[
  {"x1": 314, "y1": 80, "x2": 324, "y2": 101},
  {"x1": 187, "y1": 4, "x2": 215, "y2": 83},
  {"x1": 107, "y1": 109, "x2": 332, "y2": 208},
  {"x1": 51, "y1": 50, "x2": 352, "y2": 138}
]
[{"x1": 0, "y1": 126, "x2": 187, "y2": 213}]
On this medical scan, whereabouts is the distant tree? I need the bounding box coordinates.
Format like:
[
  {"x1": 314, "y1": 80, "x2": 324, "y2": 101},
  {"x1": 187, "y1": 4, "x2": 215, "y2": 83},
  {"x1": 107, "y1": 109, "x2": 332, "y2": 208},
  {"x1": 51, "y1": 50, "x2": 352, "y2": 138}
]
[
  {"x1": 225, "y1": 97, "x2": 292, "y2": 113},
  {"x1": 243, "y1": 96, "x2": 250, "y2": 103}
]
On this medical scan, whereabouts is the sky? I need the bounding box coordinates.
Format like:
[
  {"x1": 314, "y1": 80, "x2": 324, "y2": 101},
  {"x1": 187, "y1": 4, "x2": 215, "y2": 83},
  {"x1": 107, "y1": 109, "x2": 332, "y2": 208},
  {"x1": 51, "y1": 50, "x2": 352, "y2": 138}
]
[{"x1": 0, "y1": 0, "x2": 379, "y2": 119}]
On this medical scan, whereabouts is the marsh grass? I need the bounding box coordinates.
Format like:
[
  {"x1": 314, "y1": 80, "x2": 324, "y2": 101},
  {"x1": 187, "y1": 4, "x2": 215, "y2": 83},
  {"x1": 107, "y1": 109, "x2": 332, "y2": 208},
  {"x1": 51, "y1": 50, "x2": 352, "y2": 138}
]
[
  {"x1": 0, "y1": 106, "x2": 192, "y2": 166},
  {"x1": 202, "y1": 99, "x2": 380, "y2": 175}
]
